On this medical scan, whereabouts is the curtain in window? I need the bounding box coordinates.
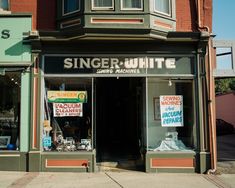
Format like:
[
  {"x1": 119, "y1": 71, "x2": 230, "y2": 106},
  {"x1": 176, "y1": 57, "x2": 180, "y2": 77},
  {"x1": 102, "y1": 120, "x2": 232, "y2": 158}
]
[
  {"x1": 155, "y1": 0, "x2": 170, "y2": 14},
  {"x1": 93, "y1": 0, "x2": 113, "y2": 7},
  {"x1": 122, "y1": 0, "x2": 142, "y2": 9},
  {"x1": 64, "y1": 0, "x2": 79, "y2": 14},
  {"x1": 0, "y1": 0, "x2": 9, "y2": 10}
]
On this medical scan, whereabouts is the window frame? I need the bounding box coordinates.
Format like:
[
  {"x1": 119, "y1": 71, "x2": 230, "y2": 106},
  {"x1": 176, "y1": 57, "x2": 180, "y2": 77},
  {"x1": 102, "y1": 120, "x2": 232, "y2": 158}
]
[
  {"x1": 91, "y1": 0, "x2": 114, "y2": 11},
  {"x1": 0, "y1": 0, "x2": 9, "y2": 11},
  {"x1": 42, "y1": 76, "x2": 94, "y2": 152},
  {"x1": 146, "y1": 78, "x2": 197, "y2": 152},
  {"x1": 120, "y1": 0, "x2": 143, "y2": 11},
  {"x1": 154, "y1": 0, "x2": 172, "y2": 17},
  {"x1": 62, "y1": 0, "x2": 80, "y2": 16}
]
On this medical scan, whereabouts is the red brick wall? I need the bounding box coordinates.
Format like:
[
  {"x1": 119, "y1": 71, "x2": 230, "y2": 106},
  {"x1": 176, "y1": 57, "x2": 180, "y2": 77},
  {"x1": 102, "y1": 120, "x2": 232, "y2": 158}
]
[
  {"x1": 10, "y1": 0, "x2": 212, "y2": 32},
  {"x1": 10, "y1": 0, "x2": 56, "y2": 31},
  {"x1": 176, "y1": 0, "x2": 197, "y2": 31},
  {"x1": 176, "y1": 0, "x2": 212, "y2": 32},
  {"x1": 202, "y1": 0, "x2": 212, "y2": 32},
  {"x1": 37, "y1": 0, "x2": 56, "y2": 31},
  {"x1": 10, "y1": 0, "x2": 37, "y2": 30}
]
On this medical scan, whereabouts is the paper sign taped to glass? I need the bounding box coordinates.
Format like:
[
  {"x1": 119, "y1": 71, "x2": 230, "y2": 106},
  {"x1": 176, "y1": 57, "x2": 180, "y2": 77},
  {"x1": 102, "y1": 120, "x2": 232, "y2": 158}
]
[
  {"x1": 160, "y1": 95, "x2": 184, "y2": 127},
  {"x1": 53, "y1": 103, "x2": 83, "y2": 117}
]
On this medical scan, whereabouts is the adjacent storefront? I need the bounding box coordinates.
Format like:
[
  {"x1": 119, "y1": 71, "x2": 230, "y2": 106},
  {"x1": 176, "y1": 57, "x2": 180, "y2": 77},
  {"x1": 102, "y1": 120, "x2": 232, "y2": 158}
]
[{"x1": 0, "y1": 15, "x2": 31, "y2": 171}]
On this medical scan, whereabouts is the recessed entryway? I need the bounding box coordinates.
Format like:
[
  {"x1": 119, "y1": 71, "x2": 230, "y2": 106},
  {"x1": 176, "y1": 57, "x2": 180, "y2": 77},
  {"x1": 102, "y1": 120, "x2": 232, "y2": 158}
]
[{"x1": 95, "y1": 77, "x2": 145, "y2": 171}]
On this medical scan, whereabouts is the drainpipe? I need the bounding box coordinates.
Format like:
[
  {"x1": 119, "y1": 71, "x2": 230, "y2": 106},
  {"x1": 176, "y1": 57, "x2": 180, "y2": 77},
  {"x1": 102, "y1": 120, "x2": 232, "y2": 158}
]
[{"x1": 196, "y1": 0, "x2": 217, "y2": 174}]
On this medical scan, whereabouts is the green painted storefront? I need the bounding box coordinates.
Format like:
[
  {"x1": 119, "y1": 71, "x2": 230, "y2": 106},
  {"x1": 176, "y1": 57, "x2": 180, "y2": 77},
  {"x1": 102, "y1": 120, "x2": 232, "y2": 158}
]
[
  {"x1": 0, "y1": 15, "x2": 31, "y2": 171},
  {"x1": 26, "y1": 37, "x2": 211, "y2": 173}
]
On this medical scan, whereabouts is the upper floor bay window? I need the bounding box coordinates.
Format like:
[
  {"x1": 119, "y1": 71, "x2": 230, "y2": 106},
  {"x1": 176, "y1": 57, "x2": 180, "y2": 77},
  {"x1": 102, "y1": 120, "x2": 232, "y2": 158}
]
[
  {"x1": 63, "y1": 0, "x2": 80, "y2": 15},
  {"x1": 0, "y1": 0, "x2": 9, "y2": 11},
  {"x1": 154, "y1": 0, "x2": 171, "y2": 16},
  {"x1": 92, "y1": 0, "x2": 114, "y2": 10},
  {"x1": 121, "y1": 0, "x2": 143, "y2": 10}
]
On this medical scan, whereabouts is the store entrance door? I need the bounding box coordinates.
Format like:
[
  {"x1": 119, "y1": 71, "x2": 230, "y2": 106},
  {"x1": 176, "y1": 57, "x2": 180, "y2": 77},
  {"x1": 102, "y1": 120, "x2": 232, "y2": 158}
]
[{"x1": 95, "y1": 77, "x2": 145, "y2": 171}]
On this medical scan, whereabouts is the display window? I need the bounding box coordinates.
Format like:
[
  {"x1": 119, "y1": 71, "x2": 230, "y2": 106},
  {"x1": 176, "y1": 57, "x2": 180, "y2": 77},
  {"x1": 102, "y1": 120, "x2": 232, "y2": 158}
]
[
  {"x1": 43, "y1": 77, "x2": 92, "y2": 152},
  {"x1": 147, "y1": 78, "x2": 196, "y2": 152},
  {"x1": 0, "y1": 69, "x2": 21, "y2": 151}
]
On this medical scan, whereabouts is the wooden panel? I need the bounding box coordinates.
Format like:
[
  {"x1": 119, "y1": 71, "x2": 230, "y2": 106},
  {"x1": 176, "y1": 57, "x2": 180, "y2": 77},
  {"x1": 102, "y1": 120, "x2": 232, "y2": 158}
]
[
  {"x1": 46, "y1": 159, "x2": 88, "y2": 168},
  {"x1": 154, "y1": 20, "x2": 173, "y2": 29},
  {"x1": 151, "y1": 158, "x2": 194, "y2": 168},
  {"x1": 91, "y1": 18, "x2": 144, "y2": 24}
]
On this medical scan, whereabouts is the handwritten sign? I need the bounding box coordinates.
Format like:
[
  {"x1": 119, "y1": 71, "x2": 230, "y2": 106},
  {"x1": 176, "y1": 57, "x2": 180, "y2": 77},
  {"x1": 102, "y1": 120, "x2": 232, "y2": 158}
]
[
  {"x1": 48, "y1": 91, "x2": 87, "y2": 103},
  {"x1": 53, "y1": 103, "x2": 83, "y2": 117},
  {"x1": 160, "y1": 95, "x2": 184, "y2": 127}
]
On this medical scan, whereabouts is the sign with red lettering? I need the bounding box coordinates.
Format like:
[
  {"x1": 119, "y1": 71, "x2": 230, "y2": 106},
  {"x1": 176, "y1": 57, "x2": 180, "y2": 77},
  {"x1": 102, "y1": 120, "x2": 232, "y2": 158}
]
[
  {"x1": 53, "y1": 103, "x2": 83, "y2": 117},
  {"x1": 160, "y1": 95, "x2": 184, "y2": 127}
]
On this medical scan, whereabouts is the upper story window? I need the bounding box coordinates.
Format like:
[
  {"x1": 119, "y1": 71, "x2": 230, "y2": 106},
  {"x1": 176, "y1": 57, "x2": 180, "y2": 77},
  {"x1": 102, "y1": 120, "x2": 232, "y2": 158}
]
[
  {"x1": 92, "y1": 0, "x2": 114, "y2": 10},
  {"x1": 0, "y1": 0, "x2": 9, "y2": 11},
  {"x1": 63, "y1": 0, "x2": 80, "y2": 15},
  {"x1": 154, "y1": 0, "x2": 171, "y2": 16},
  {"x1": 121, "y1": 0, "x2": 143, "y2": 10}
]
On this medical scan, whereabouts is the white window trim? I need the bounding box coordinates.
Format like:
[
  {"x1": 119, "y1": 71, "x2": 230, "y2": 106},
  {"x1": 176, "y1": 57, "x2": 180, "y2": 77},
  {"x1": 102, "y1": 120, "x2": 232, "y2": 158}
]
[
  {"x1": 154, "y1": 0, "x2": 171, "y2": 17},
  {"x1": 120, "y1": 0, "x2": 143, "y2": 11},
  {"x1": 91, "y1": 0, "x2": 114, "y2": 10},
  {"x1": 62, "y1": 0, "x2": 80, "y2": 16}
]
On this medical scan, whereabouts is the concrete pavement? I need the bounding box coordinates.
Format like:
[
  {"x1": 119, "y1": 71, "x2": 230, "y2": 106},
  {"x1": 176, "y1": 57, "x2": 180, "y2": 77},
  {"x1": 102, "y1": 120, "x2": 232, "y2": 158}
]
[{"x1": 0, "y1": 171, "x2": 234, "y2": 188}]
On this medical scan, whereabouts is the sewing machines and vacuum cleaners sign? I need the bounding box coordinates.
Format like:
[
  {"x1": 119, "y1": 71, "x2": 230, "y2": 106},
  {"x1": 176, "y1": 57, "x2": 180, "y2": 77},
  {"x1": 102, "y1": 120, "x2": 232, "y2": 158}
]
[{"x1": 160, "y1": 95, "x2": 184, "y2": 127}]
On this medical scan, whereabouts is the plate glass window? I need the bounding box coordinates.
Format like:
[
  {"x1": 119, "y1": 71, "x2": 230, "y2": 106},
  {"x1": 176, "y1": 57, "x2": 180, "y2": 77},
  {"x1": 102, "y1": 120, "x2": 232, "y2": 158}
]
[
  {"x1": 0, "y1": 0, "x2": 8, "y2": 10},
  {"x1": 43, "y1": 77, "x2": 92, "y2": 152},
  {"x1": 63, "y1": 0, "x2": 79, "y2": 15},
  {"x1": 121, "y1": 0, "x2": 143, "y2": 10},
  {"x1": 147, "y1": 79, "x2": 196, "y2": 152},
  {"x1": 0, "y1": 70, "x2": 21, "y2": 150},
  {"x1": 154, "y1": 0, "x2": 171, "y2": 16},
  {"x1": 92, "y1": 0, "x2": 114, "y2": 10}
]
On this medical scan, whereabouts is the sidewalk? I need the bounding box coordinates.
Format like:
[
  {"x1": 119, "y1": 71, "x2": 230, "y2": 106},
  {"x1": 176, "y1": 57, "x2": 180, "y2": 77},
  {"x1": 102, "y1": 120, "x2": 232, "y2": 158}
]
[{"x1": 0, "y1": 171, "x2": 234, "y2": 188}]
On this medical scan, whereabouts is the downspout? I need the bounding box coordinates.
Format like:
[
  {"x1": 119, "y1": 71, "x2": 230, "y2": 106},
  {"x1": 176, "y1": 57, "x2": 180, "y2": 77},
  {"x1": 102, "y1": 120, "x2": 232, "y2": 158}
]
[{"x1": 196, "y1": 0, "x2": 217, "y2": 174}]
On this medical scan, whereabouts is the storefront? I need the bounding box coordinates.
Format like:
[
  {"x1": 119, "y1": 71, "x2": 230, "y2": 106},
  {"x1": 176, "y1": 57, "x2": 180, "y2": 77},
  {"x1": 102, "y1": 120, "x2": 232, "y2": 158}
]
[
  {"x1": 0, "y1": 15, "x2": 31, "y2": 171},
  {"x1": 28, "y1": 39, "x2": 210, "y2": 173}
]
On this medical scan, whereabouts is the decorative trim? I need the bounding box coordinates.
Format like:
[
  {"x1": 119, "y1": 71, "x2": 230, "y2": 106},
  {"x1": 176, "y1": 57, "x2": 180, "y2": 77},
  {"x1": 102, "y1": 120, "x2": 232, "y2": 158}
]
[
  {"x1": 150, "y1": 158, "x2": 194, "y2": 168},
  {"x1": 32, "y1": 57, "x2": 39, "y2": 149},
  {"x1": 154, "y1": 20, "x2": 173, "y2": 29},
  {"x1": 60, "y1": 19, "x2": 81, "y2": 29},
  {"x1": 0, "y1": 154, "x2": 20, "y2": 157},
  {"x1": 46, "y1": 159, "x2": 89, "y2": 168},
  {"x1": 91, "y1": 17, "x2": 144, "y2": 24},
  {"x1": 0, "y1": 9, "x2": 11, "y2": 14}
]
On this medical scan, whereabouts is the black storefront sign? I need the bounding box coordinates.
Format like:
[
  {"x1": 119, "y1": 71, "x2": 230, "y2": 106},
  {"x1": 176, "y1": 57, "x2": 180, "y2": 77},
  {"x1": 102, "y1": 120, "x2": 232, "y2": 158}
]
[{"x1": 43, "y1": 55, "x2": 194, "y2": 75}]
